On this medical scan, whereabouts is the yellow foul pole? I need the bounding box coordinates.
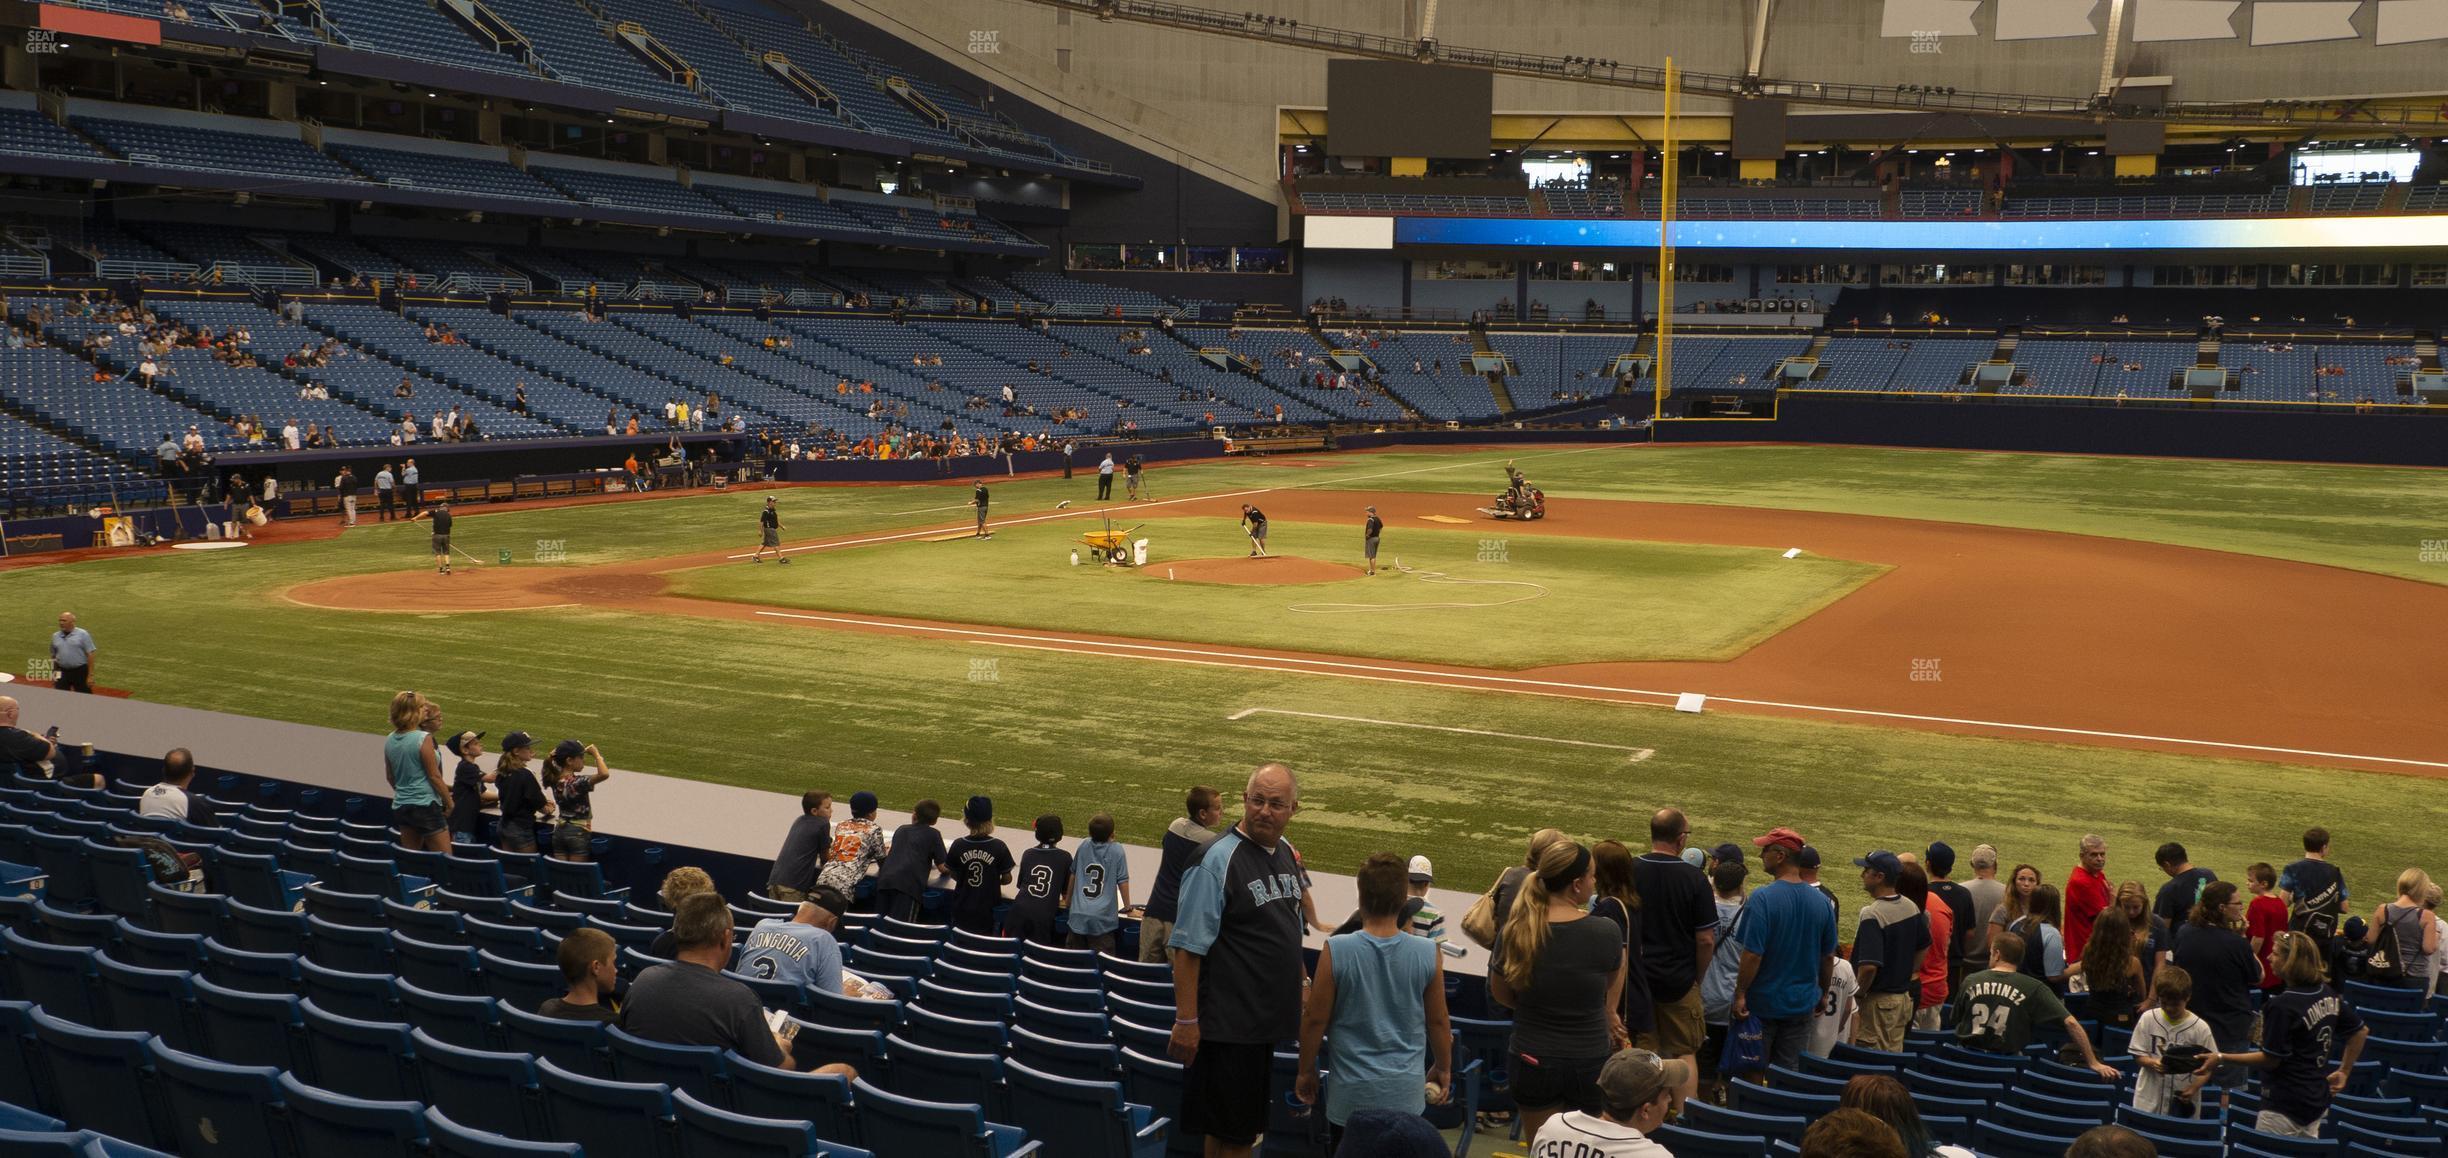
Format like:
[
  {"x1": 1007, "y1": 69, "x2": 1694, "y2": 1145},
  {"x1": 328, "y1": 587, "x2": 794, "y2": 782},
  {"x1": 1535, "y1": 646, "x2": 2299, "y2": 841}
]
[{"x1": 1652, "y1": 56, "x2": 1677, "y2": 422}]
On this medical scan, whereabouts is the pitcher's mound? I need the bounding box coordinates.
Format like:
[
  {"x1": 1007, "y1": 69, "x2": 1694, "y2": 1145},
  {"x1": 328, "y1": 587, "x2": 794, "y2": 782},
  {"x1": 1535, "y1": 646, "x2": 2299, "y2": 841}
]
[{"x1": 1156, "y1": 556, "x2": 1365, "y2": 585}]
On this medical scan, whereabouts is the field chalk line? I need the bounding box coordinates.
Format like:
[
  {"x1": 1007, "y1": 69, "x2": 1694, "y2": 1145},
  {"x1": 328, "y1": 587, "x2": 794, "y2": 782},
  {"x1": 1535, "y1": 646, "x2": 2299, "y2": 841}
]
[
  {"x1": 748, "y1": 610, "x2": 2448, "y2": 772},
  {"x1": 721, "y1": 445, "x2": 1626, "y2": 561},
  {"x1": 1226, "y1": 707, "x2": 1653, "y2": 762}
]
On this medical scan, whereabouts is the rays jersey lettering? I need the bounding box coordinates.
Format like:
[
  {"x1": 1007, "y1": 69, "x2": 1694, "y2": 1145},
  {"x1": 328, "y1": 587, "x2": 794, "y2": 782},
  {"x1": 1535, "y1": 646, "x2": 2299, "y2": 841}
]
[
  {"x1": 1023, "y1": 860, "x2": 1058, "y2": 898},
  {"x1": 1244, "y1": 872, "x2": 1305, "y2": 908},
  {"x1": 955, "y1": 847, "x2": 999, "y2": 888},
  {"x1": 1082, "y1": 862, "x2": 1108, "y2": 899}
]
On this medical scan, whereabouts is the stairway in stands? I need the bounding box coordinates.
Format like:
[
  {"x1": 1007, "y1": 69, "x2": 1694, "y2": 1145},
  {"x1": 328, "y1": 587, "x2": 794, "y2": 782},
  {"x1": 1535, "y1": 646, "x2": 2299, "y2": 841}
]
[{"x1": 1469, "y1": 325, "x2": 1517, "y2": 415}]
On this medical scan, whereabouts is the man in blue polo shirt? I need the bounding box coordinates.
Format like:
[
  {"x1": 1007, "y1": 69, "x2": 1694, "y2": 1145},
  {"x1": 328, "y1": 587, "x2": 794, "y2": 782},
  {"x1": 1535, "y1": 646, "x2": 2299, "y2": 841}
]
[{"x1": 1731, "y1": 826, "x2": 1837, "y2": 1072}]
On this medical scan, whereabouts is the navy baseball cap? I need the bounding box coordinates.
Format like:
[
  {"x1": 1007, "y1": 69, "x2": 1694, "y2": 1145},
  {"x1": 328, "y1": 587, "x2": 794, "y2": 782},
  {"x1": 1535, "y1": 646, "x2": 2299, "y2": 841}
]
[
  {"x1": 1926, "y1": 841, "x2": 1958, "y2": 875},
  {"x1": 1855, "y1": 850, "x2": 1903, "y2": 879},
  {"x1": 1797, "y1": 845, "x2": 1822, "y2": 869},
  {"x1": 964, "y1": 795, "x2": 993, "y2": 824},
  {"x1": 444, "y1": 730, "x2": 484, "y2": 756},
  {"x1": 550, "y1": 739, "x2": 586, "y2": 763},
  {"x1": 850, "y1": 791, "x2": 878, "y2": 817},
  {"x1": 1710, "y1": 842, "x2": 1746, "y2": 867},
  {"x1": 500, "y1": 731, "x2": 535, "y2": 753}
]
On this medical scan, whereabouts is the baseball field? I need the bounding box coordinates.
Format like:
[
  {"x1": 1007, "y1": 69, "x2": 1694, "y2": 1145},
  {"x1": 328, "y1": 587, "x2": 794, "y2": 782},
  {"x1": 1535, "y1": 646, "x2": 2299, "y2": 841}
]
[{"x1": 13, "y1": 442, "x2": 2447, "y2": 905}]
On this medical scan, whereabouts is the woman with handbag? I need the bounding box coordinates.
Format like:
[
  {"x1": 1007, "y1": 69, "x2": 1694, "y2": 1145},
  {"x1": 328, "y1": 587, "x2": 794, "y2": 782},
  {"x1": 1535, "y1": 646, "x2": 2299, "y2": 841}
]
[
  {"x1": 1488, "y1": 841, "x2": 1627, "y2": 1144},
  {"x1": 1589, "y1": 840, "x2": 1655, "y2": 1043},
  {"x1": 2365, "y1": 869, "x2": 2440, "y2": 990}
]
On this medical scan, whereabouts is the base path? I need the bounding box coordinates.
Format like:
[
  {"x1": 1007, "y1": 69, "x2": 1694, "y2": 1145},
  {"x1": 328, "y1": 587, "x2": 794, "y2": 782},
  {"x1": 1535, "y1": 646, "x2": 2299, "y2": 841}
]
[{"x1": 285, "y1": 486, "x2": 2448, "y2": 775}]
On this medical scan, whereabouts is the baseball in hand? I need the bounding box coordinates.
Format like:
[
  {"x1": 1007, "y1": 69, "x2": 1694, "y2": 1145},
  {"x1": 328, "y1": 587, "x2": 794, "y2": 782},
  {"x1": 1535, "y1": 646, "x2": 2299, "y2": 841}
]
[{"x1": 1424, "y1": 1083, "x2": 1445, "y2": 1105}]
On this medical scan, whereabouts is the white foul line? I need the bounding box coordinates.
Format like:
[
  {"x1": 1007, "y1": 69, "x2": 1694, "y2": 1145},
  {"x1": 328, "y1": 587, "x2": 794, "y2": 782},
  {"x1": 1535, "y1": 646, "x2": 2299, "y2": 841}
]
[
  {"x1": 719, "y1": 445, "x2": 1626, "y2": 561},
  {"x1": 748, "y1": 610, "x2": 2448, "y2": 772},
  {"x1": 1226, "y1": 706, "x2": 1654, "y2": 761}
]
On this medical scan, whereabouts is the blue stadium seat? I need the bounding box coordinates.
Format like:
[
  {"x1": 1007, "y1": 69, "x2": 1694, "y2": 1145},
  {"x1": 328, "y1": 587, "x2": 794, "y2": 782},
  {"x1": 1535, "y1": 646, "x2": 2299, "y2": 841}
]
[
  {"x1": 1756, "y1": 1066, "x2": 1849, "y2": 1098},
  {"x1": 0, "y1": 1001, "x2": 40, "y2": 1111},
  {"x1": 425, "y1": 1106, "x2": 582, "y2": 1157},
  {"x1": 298, "y1": 1000, "x2": 422, "y2": 1101},
  {"x1": 3, "y1": 928, "x2": 100, "y2": 1025},
  {"x1": 198, "y1": 937, "x2": 297, "y2": 995},
  {"x1": 800, "y1": 988, "x2": 900, "y2": 1035},
  {"x1": 395, "y1": 978, "x2": 502, "y2": 1052},
  {"x1": 144, "y1": 1038, "x2": 285, "y2": 1157},
  {"x1": 0, "y1": 1102, "x2": 61, "y2": 1131},
  {"x1": 2348, "y1": 982, "x2": 2431, "y2": 1014},
  {"x1": 219, "y1": 898, "x2": 309, "y2": 955},
  {"x1": 25, "y1": 832, "x2": 94, "y2": 909},
  {"x1": 462, "y1": 915, "x2": 550, "y2": 959},
  {"x1": 434, "y1": 889, "x2": 517, "y2": 920},
  {"x1": 1017, "y1": 977, "x2": 1105, "y2": 1013},
  {"x1": 1118, "y1": 1047, "x2": 1198, "y2": 1157},
  {"x1": 1685, "y1": 1102, "x2": 1810, "y2": 1146},
  {"x1": 584, "y1": 917, "x2": 664, "y2": 952},
  {"x1": 79, "y1": 841, "x2": 157, "y2": 921},
  {"x1": 276, "y1": 1072, "x2": 427, "y2": 1157},
  {"x1": 781, "y1": 1019, "x2": 886, "y2": 1078},
  {"x1": 391, "y1": 932, "x2": 481, "y2": 992},
  {"x1": 1014, "y1": 996, "x2": 1109, "y2": 1042},
  {"x1": 381, "y1": 901, "x2": 466, "y2": 944},
  {"x1": 1111, "y1": 1018, "x2": 1170, "y2": 1061},
  {"x1": 500, "y1": 1004, "x2": 613, "y2": 1079},
  {"x1": 189, "y1": 976, "x2": 304, "y2": 1072},
  {"x1": 2118, "y1": 1103, "x2": 2224, "y2": 1140},
  {"x1": 672, "y1": 1088, "x2": 850, "y2": 1158},
  {"x1": 145, "y1": 886, "x2": 225, "y2": 940},
  {"x1": 537, "y1": 1056, "x2": 677, "y2": 1158},
  {"x1": 2358, "y1": 1038, "x2": 2448, "y2": 1096},
  {"x1": 1976, "y1": 1119, "x2": 2086, "y2": 1158},
  {"x1": 411, "y1": 1028, "x2": 542, "y2": 1142},
  {"x1": 723, "y1": 1053, "x2": 857, "y2": 1145},
  {"x1": 885, "y1": 1034, "x2": 1010, "y2": 1119},
  {"x1": 539, "y1": 858, "x2": 628, "y2": 902},
  {"x1": 937, "y1": 945, "x2": 1018, "y2": 977},
  {"x1": 604, "y1": 1024, "x2": 731, "y2": 1108},
  {"x1": 850, "y1": 1078, "x2": 1037, "y2": 1157},
  {"x1": 1005, "y1": 1060, "x2": 1167, "y2": 1158},
  {"x1": 2356, "y1": 1008, "x2": 2443, "y2": 1043},
  {"x1": 29, "y1": 896, "x2": 114, "y2": 954},
  {"x1": 2334, "y1": 1120, "x2": 2443, "y2": 1155},
  {"x1": 207, "y1": 850, "x2": 308, "y2": 912},
  {"x1": 1651, "y1": 1123, "x2": 1772, "y2": 1158},
  {"x1": 902, "y1": 1003, "x2": 1010, "y2": 1054},
  {"x1": 1009, "y1": 1023, "x2": 1122, "y2": 1083},
  {"x1": 92, "y1": 955, "x2": 197, "y2": 1050},
  {"x1": 28, "y1": 1007, "x2": 163, "y2": 1148},
  {"x1": 298, "y1": 958, "x2": 402, "y2": 1022},
  {"x1": 477, "y1": 950, "x2": 564, "y2": 1012},
  {"x1": 1728, "y1": 1079, "x2": 1838, "y2": 1118},
  {"x1": 2230, "y1": 1129, "x2": 2346, "y2": 1156},
  {"x1": 306, "y1": 916, "x2": 397, "y2": 974},
  {"x1": 509, "y1": 901, "x2": 586, "y2": 934}
]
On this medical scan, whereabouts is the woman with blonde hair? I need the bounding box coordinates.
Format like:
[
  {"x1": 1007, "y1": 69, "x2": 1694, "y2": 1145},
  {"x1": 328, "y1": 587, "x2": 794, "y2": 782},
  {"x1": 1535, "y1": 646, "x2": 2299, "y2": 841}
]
[
  {"x1": 2209, "y1": 930, "x2": 2370, "y2": 1138},
  {"x1": 2365, "y1": 868, "x2": 2441, "y2": 990},
  {"x1": 384, "y1": 691, "x2": 448, "y2": 852},
  {"x1": 1481, "y1": 828, "x2": 1569, "y2": 972},
  {"x1": 1489, "y1": 840, "x2": 1626, "y2": 1143},
  {"x1": 647, "y1": 866, "x2": 717, "y2": 959}
]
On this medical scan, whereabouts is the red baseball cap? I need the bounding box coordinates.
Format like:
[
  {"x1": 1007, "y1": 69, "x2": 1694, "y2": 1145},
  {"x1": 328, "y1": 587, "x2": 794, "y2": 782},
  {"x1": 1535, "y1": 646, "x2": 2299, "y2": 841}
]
[{"x1": 1751, "y1": 827, "x2": 1806, "y2": 852}]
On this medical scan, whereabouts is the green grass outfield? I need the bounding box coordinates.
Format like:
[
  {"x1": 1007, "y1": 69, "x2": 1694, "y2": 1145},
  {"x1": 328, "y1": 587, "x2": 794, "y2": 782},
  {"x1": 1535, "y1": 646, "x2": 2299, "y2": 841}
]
[
  {"x1": 6, "y1": 443, "x2": 2442, "y2": 909},
  {"x1": 667, "y1": 515, "x2": 1883, "y2": 667}
]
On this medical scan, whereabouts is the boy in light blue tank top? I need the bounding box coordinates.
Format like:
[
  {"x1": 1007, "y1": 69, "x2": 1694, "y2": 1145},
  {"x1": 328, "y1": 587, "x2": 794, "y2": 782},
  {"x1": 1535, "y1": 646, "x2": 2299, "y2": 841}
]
[{"x1": 1295, "y1": 853, "x2": 1453, "y2": 1147}]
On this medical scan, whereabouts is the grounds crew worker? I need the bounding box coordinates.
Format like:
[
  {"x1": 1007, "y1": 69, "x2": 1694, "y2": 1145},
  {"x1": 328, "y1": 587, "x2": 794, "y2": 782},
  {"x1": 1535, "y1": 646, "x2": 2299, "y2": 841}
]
[
  {"x1": 411, "y1": 500, "x2": 454, "y2": 576},
  {"x1": 752, "y1": 497, "x2": 788, "y2": 564},
  {"x1": 1241, "y1": 503, "x2": 1269, "y2": 558},
  {"x1": 973, "y1": 481, "x2": 991, "y2": 539},
  {"x1": 1362, "y1": 506, "x2": 1383, "y2": 576}
]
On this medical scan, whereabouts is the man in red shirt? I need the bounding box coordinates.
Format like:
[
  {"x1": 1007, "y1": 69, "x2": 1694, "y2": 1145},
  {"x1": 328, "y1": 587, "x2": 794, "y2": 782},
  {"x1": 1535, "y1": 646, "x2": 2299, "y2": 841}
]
[{"x1": 2063, "y1": 834, "x2": 2112, "y2": 961}]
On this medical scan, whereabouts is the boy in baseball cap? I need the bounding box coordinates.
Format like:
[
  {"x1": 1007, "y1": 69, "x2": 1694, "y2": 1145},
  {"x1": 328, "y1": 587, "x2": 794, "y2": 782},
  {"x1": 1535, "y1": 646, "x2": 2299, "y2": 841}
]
[
  {"x1": 945, "y1": 795, "x2": 1014, "y2": 935},
  {"x1": 1530, "y1": 1047, "x2": 1689, "y2": 1153}
]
